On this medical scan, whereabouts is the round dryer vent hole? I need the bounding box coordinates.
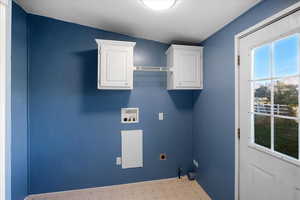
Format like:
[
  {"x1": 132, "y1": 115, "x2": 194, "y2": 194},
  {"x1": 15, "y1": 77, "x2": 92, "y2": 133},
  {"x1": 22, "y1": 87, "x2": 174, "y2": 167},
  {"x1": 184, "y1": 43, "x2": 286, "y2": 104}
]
[{"x1": 160, "y1": 153, "x2": 167, "y2": 160}]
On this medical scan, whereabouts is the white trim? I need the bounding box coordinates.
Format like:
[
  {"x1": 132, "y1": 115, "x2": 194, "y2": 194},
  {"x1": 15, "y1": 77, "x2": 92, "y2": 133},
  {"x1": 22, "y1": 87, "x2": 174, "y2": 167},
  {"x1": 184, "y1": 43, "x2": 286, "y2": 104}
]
[
  {"x1": 270, "y1": 42, "x2": 275, "y2": 151},
  {"x1": 95, "y1": 39, "x2": 136, "y2": 47},
  {"x1": 250, "y1": 74, "x2": 300, "y2": 82},
  {"x1": 0, "y1": 1, "x2": 11, "y2": 200},
  {"x1": 0, "y1": 4, "x2": 5, "y2": 199},
  {"x1": 234, "y1": 35, "x2": 240, "y2": 200},
  {"x1": 235, "y1": 1, "x2": 300, "y2": 200},
  {"x1": 236, "y1": 2, "x2": 300, "y2": 39},
  {"x1": 0, "y1": 0, "x2": 8, "y2": 6},
  {"x1": 165, "y1": 45, "x2": 203, "y2": 55},
  {"x1": 248, "y1": 143, "x2": 300, "y2": 167}
]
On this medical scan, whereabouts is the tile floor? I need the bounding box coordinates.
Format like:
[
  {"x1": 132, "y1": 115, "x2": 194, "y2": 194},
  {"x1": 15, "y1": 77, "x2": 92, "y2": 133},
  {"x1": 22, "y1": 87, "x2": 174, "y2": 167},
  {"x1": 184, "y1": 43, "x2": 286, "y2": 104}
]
[{"x1": 27, "y1": 177, "x2": 211, "y2": 200}]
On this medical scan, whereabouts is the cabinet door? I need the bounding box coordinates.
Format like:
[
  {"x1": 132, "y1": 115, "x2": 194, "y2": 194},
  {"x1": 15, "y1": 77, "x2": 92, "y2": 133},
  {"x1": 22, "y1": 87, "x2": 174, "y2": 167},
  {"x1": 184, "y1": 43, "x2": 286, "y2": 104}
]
[
  {"x1": 100, "y1": 46, "x2": 132, "y2": 89},
  {"x1": 175, "y1": 51, "x2": 201, "y2": 88}
]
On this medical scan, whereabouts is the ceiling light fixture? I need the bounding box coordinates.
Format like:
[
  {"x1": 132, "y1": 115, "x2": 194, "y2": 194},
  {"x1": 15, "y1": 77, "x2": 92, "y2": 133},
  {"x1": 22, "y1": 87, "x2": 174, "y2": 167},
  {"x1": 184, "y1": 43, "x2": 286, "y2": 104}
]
[{"x1": 141, "y1": 0, "x2": 177, "y2": 11}]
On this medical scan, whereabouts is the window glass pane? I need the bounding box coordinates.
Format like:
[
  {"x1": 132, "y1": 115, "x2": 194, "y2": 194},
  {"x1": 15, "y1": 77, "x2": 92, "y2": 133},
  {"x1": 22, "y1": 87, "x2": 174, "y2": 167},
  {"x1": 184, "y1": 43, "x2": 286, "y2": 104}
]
[
  {"x1": 274, "y1": 77, "x2": 299, "y2": 117},
  {"x1": 254, "y1": 81, "x2": 271, "y2": 114},
  {"x1": 274, "y1": 35, "x2": 299, "y2": 77},
  {"x1": 254, "y1": 115, "x2": 271, "y2": 148},
  {"x1": 274, "y1": 118, "x2": 299, "y2": 159},
  {"x1": 253, "y1": 45, "x2": 271, "y2": 80}
]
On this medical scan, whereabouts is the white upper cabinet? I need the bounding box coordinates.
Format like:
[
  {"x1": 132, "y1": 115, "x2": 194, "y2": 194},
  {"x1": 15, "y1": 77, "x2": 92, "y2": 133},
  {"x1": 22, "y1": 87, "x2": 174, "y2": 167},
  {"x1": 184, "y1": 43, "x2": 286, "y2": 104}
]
[
  {"x1": 96, "y1": 40, "x2": 203, "y2": 90},
  {"x1": 166, "y1": 45, "x2": 203, "y2": 90},
  {"x1": 96, "y1": 39, "x2": 136, "y2": 90}
]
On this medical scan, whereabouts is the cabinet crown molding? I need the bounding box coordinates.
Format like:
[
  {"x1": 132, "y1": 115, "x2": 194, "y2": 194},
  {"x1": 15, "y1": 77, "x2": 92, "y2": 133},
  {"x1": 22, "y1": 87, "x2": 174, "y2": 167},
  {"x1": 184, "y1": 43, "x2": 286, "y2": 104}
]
[
  {"x1": 95, "y1": 39, "x2": 136, "y2": 47},
  {"x1": 166, "y1": 44, "x2": 203, "y2": 55}
]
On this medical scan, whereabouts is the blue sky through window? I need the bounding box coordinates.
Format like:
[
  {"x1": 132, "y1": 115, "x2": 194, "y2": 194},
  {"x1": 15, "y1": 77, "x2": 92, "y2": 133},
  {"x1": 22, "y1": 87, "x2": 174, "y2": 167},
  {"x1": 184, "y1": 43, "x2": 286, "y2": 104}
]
[
  {"x1": 254, "y1": 44, "x2": 271, "y2": 79},
  {"x1": 253, "y1": 34, "x2": 299, "y2": 79}
]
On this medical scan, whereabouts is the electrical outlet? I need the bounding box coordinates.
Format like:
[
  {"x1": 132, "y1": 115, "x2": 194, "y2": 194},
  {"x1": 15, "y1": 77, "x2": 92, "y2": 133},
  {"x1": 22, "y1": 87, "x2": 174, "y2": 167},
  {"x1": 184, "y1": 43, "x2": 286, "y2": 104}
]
[
  {"x1": 193, "y1": 160, "x2": 199, "y2": 168},
  {"x1": 159, "y1": 112, "x2": 164, "y2": 120},
  {"x1": 116, "y1": 157, "x2": 122, "y2": 165}
]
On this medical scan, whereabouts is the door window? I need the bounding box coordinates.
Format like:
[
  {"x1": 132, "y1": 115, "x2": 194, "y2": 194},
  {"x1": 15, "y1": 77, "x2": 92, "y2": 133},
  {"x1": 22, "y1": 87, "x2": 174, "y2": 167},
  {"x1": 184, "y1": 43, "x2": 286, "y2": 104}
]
[{"x1": 252, "y1": 34, "x2": 300, "y2": 160}]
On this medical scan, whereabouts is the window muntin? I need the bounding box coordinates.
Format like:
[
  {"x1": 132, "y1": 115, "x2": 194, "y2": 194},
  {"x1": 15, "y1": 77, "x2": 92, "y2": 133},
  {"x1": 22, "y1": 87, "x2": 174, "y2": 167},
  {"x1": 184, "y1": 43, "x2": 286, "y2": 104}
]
[{"x1": 251, "y1": 34, "x2": 300, "y2": 161}]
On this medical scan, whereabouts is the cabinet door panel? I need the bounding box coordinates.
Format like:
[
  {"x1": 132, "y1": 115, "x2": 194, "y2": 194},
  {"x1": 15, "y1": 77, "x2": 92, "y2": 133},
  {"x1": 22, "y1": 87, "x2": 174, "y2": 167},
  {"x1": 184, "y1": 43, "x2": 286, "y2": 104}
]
[
  {"x1": 101, "y1": 47, "x2": 131, "y2": 88},
  {"x1": 176, "y1": 52, "x2": 200, "y2": 88},
  {"x1": 106, "y1": 50, "x2": 127, "y2": 82}
]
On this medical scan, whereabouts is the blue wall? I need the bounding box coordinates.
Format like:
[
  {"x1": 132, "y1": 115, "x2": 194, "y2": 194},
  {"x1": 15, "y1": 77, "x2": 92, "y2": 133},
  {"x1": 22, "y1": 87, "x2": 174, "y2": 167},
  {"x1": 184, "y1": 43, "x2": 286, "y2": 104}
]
[
  {"x1": 12, "y1": 0, "x2": 300, "y2": 198},
  {"x1": 27, "y1": 15, "x2": 194, "y2": 194},
  {"x1": 192, "y1": 0, "x2": 300, "y2": 200},
  {"x1": 11, "y1": 2, "x2": 28, "y2": 200}
]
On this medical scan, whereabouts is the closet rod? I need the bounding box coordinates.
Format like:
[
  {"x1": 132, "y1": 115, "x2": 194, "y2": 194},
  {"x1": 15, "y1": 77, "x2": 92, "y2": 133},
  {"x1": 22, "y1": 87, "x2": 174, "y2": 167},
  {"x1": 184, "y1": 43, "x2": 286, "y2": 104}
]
[{"x1": 134, "y1": 66, "x2": 170, "y2": 72}]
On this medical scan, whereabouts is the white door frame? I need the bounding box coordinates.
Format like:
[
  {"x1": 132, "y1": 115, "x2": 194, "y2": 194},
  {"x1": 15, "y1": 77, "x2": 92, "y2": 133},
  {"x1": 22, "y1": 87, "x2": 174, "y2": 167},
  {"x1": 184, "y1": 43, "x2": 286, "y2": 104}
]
[
  {"x1": 0, "y1": 0, "x2": 11, "y2": 200},
  {"x1": 235, "y1": 2, "x2": 300, "y2": 200}
]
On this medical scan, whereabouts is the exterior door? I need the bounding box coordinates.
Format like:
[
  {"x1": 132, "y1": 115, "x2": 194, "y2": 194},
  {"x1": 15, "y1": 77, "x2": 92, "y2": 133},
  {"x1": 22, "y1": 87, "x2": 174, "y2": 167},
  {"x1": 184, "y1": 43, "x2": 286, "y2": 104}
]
[{"x1": 239, "y1": 10, "x2": 300, "y2": 200}]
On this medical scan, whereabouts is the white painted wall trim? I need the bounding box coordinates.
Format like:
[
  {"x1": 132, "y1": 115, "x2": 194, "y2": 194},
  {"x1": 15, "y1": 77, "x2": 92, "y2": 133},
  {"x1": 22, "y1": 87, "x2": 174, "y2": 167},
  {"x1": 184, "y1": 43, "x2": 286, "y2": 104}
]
[
  {"x1": 234, "y1": 1, "x2": 300, "y2": 200},
  {"x1": 234, "y1": 35, "x2": 240, "y2": 200},
  {"x1": 0, "y1": 1, "x2": 11, "y2": 200},
  {"x1": 236, "y1": 2, "x2": 300, "y2": 39},
  {"x1": 0, "y1": 0, "x2": 8, "y2": 5}
]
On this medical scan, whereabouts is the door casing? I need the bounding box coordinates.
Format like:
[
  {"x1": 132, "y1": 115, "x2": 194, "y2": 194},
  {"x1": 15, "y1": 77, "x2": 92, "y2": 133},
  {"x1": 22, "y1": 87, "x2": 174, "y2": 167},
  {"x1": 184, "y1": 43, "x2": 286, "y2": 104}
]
[
  {"x1": 0, "y1": 1, "x2": 11, "y2": 200},
  {"x1": 235, "y1": 2, "x2": 300, "y2": 200}
]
